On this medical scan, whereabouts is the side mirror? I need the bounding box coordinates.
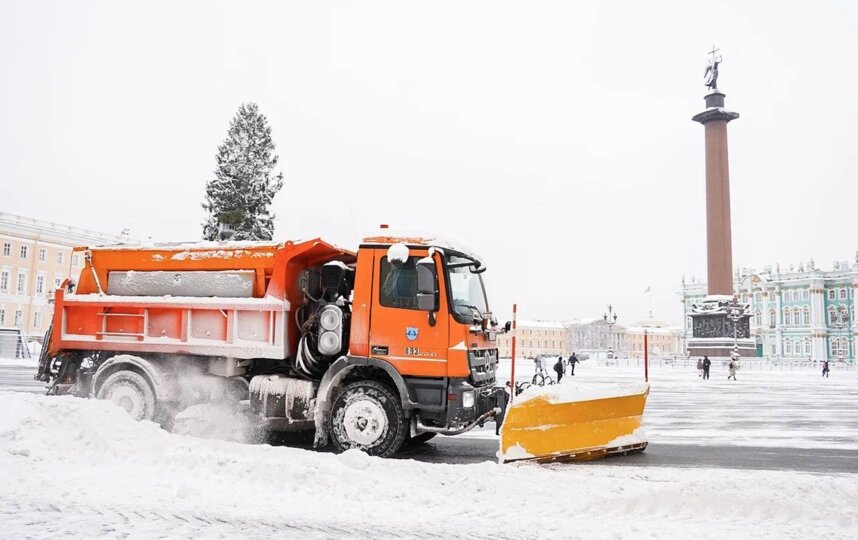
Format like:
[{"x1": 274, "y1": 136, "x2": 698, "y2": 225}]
[{"x1": 416, "y1": 257, "x2": 438, "y2": 312}]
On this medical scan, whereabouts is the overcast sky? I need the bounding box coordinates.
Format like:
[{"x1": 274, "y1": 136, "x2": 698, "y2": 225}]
[{"x1": 2, "y1": 0, "x2": 856, "y2": 325}]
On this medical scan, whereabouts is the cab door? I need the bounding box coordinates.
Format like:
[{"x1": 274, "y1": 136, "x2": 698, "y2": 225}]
[{"x1": 368, "y1": 248, "x2": 449, "y2": 377}]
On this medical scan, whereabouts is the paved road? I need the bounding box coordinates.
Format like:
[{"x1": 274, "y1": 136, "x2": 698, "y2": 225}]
[
  {"x1": 0, "y1": 364, "x2": 45, "y2": 394},
  {"x1": 398, "y1": 434, "x2": 858, "y2": 474},
  {"x1": 4, "y1": 364, "x2": 857, "y2": 474}
]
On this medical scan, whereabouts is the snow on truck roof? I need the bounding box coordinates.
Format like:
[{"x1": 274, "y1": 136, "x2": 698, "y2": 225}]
[
  {"x1": 80, "y1": 239, "x2": 355, "y2": 258},
  {"x1": 82, "y1": 240, "x2": 286, "y2": 251},
  {"x1": 361, "y1": 229, "x2": 482, "y2": 262}
]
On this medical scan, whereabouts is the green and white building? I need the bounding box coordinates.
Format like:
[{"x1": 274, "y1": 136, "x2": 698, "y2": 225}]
[{"x1": 680, "y1": 257, "x2": 857, "y2": 362}]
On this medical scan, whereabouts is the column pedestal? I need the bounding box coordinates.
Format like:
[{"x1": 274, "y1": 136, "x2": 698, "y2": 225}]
[{"x1": 687, "y1": 296, "x2": 755, "y2": 359}]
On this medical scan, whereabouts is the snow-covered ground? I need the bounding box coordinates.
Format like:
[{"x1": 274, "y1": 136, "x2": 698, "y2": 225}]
[
  {"x1": 462, "y1": 359, "x2": 858, "y2": 450},
  {"x1": 1, "y1": 359, "x2": 857, "y2": 538},
  {"x1": 0, "y1": 357, "x2": 39, "y2": 369}
]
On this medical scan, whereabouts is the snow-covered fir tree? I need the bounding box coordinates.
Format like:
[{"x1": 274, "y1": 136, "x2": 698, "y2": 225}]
[{"x1": 202, "y1": 103, "x2": 284, "y2": 241}]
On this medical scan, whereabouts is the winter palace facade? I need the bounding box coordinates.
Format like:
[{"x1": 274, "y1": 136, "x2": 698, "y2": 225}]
[{"x1": 680, "y1": 257, "x2": 858, "y2": 362}]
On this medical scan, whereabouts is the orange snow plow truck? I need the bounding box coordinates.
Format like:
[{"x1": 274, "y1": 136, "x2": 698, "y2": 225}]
[{"x1": 36, "y1": 234, "x2": 648, "y2": 460}]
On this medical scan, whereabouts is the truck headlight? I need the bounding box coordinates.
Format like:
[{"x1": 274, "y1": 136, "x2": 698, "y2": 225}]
[
  {"x1": 462, "y1": 390, "x2": 475, "y2": 409},
  {"x1": 318, "y1": 331, "x2": 341, "y2": 355},
  {"x1": 320, "y1": 306, "x2": 342, "y2": 331}
]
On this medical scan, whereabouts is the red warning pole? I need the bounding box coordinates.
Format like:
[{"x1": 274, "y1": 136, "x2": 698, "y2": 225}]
[
  {"x1": 510, "y1": 304, "x2": 517, "y2": 402},
  {"x1": 644, "y1": 329, "x2": 649, "y2": 383}
]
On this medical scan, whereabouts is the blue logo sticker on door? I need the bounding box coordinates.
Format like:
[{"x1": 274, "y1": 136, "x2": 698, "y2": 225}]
[{"x1": 406, "y1": 327, "x2": 419, "y2": 341}]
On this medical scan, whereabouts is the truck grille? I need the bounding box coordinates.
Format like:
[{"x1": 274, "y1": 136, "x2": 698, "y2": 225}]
[{"x1": 468, "y1": 348, "x2": 498, "y2": 386}]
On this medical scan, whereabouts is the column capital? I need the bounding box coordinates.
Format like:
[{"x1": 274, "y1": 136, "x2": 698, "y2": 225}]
[{"x1": 693, "y1": 108, "x2": 740, "y2": 124}]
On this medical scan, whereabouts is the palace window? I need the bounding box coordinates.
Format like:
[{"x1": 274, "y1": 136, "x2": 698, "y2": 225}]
[
  {"x1": 36, "y1": 274, "x2": 45, "y2": 295},
  {"x1": 57, "y1": 252, "x2": 64, "y2": 265},
  {"x1": 754, "y1": 292, "x2": 761, "y2": 303},
  {"x1": 802, "y1": 290, "x2": 809, "y2": 301},
  {"x1": 0, "y1": 308, "x2": 4, "y2": 325},
  {"x1": 840, "y1": 288, "x2": 848, "y2": 300},
  {"x1": 14, "y1": 310, "x2": 23, "y2": 327},
  {"x1": 38, "y1": 248, "x2": 46, "y2": 262},
  {"x1": 16, "y1": 272, "x2": 26, "y2": 294},
  {"x1": 784, "y1": 339, "x2": 792, "y2": 355},
  {"x1": 754, "y1": 310, "x2": 761, "y2": 326},
  {"x1": 0, "y1": 270, "x2": 8, "y2": 292},
  {"x1": 803, "y1": 338, "x2": 811, "y2": 356},
  {"x1": 768, "y1": 309, "x2": 776, "y2": 328},
  {"x1": 2, "y1": 243, "x2": 9, "y2": 256},
  {"x1": 802, "y1": 307, "x2": 810, "y2": 326},
  {"x1": 33, "y1": 311, "x2": 41, "y2": 329},
  {"x1": 828, "y1": 289, "x2": 836, "y2": 300},
  {"x1": 792, "y1": 308, "x2": 801, "y2": 326},
  {"x1": 20, "y1": 246, "x2": 28, "y2": 259},
  {"x1": 72, "y1": 254, "x2": 80, "y2": 267},
  {"x1": 782, "y1": 308, "x2": 790, "y2": 326}
]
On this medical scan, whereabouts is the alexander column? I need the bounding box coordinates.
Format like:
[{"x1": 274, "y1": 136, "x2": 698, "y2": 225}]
[{"x1": 687, "y1": 48, "x2": 754, "y2": 359}]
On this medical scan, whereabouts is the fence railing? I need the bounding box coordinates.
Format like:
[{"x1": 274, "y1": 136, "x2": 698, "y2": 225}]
[
  {"x1": 0, "y1": 331, "x2": 32, "y2": 359},
  {"x1": 592, "y1": 356, "x2": 856, "y2": 370}
]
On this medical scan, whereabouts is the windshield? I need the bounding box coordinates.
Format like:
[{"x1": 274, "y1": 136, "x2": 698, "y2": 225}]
[{"x1": 447, "y1": 255, "x2": 489, "y2": 321}]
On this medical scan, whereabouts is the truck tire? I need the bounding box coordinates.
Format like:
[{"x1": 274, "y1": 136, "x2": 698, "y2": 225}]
[
  {"x1": 96, "y1": 370, "x2": 157, "y2": 422},
  {"x1": 329, "y1": 380, "x2": 407, "y2": 458}
]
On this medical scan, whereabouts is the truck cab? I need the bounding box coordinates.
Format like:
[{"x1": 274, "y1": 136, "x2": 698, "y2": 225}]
[{"x1": 328, "y1": 236, "x2": 504, "y2": 452}]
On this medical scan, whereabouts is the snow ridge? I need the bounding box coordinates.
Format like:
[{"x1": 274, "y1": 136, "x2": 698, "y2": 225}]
[{"x1": 1, "y1": 392, "x2": 857, "y2": 539}]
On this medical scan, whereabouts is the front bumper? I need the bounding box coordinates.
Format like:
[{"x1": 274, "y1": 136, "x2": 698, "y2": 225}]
[{"x1": 444, "y1": 379, "x2": 507, "y2": 430}]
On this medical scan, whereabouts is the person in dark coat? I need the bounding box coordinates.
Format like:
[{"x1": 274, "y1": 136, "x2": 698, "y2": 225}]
[
  {"x1": 568, "y1": 353, "x2": 580, "y2": 376},
  {"x1": 553, "y1": 356, "x2": 564, "y2": 383},
  {"x1": 822, "y1": 360, "x2": 830, "y2": 378},
  {"x1": 702, "y1": 356, "x2": 711, "y2": 380}
]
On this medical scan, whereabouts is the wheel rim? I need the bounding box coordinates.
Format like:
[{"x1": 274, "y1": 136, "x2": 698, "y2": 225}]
[
  {"x1": 342, "y1": 398, "x2": 387, "y2": 446},
  {"x1": 105, "y1": 382, "x2": 148, "y2": 420}
]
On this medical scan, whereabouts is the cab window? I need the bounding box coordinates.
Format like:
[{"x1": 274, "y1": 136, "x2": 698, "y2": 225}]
[{"x1": 379, "y1": 256, "x2": 419, "y2": 310}]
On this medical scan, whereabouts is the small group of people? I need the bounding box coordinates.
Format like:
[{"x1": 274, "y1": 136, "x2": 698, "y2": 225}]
[
  {"x1": 696, "y1": 356, "x2": 712, "y2": 379},
  {"x1": 550, "y1": 353, "x2": 580, "y2": 383},
  {"x1": 695, "y1": 355, "x2": 739, "y2": 380}
]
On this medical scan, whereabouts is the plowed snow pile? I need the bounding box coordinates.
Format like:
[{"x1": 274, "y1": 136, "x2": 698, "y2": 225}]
[{"x1": 1, "y1": 392, "x2": 856, "y2": 539}]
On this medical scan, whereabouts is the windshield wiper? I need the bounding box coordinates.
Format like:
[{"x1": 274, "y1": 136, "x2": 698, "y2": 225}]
[{"x1": 455, "y1": 303, "x2": 485, "y2": 323}]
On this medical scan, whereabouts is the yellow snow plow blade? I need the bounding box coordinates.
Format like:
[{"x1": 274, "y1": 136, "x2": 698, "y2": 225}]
[{"x1": 499, "y1": 385, "x2": 649, "y2": 463}]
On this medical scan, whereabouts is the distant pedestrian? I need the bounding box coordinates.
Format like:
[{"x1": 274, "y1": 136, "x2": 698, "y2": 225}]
[
  {"x1": 822, "y1": 360, "x2": 830, "y2": 378},
  {"x1": 553, "y1": 357, "x2": 564, "y2": 383},
  {"x1": 568, "y1": 353, "x2": 580, "y2": 376},
  {"x1": 696, "y1": 358, "x2": 703, "y2": 378},
  {"x1": 702, "y1": 356, "x2": 711, "y2": 380},
  {"x1": 727, "y1": 359, "x2": 738, "y2": 381}
]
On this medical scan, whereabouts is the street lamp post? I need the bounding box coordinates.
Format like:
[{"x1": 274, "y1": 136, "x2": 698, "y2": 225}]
[
  {"x1": 832, "y1": 305, "x2": 850, "y2": 363},
  {"x1": 727, "y1": 296, "x2": 745, "y2": 362},
  {"x1": 603, "y1": 304, "x2": 618, "y2": 360}
]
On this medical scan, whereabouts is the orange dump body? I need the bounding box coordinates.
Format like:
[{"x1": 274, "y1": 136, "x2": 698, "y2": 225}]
[{"x1": 50, "y1": 239, "x2": 355, "y2": 359}]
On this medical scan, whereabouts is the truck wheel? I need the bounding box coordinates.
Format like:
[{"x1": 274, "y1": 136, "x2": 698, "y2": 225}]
[
  {"x1": 96, "y1": 370, "x2": 156, "y2": 422},
  {"x1": 329, "y1": 380, "x2": 407, "y2": 457}
]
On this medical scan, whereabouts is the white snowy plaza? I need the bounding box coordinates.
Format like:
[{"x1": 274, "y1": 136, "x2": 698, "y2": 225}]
[{"x1": 2, "y1": 359, "x2": 856, "y2": 539}]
